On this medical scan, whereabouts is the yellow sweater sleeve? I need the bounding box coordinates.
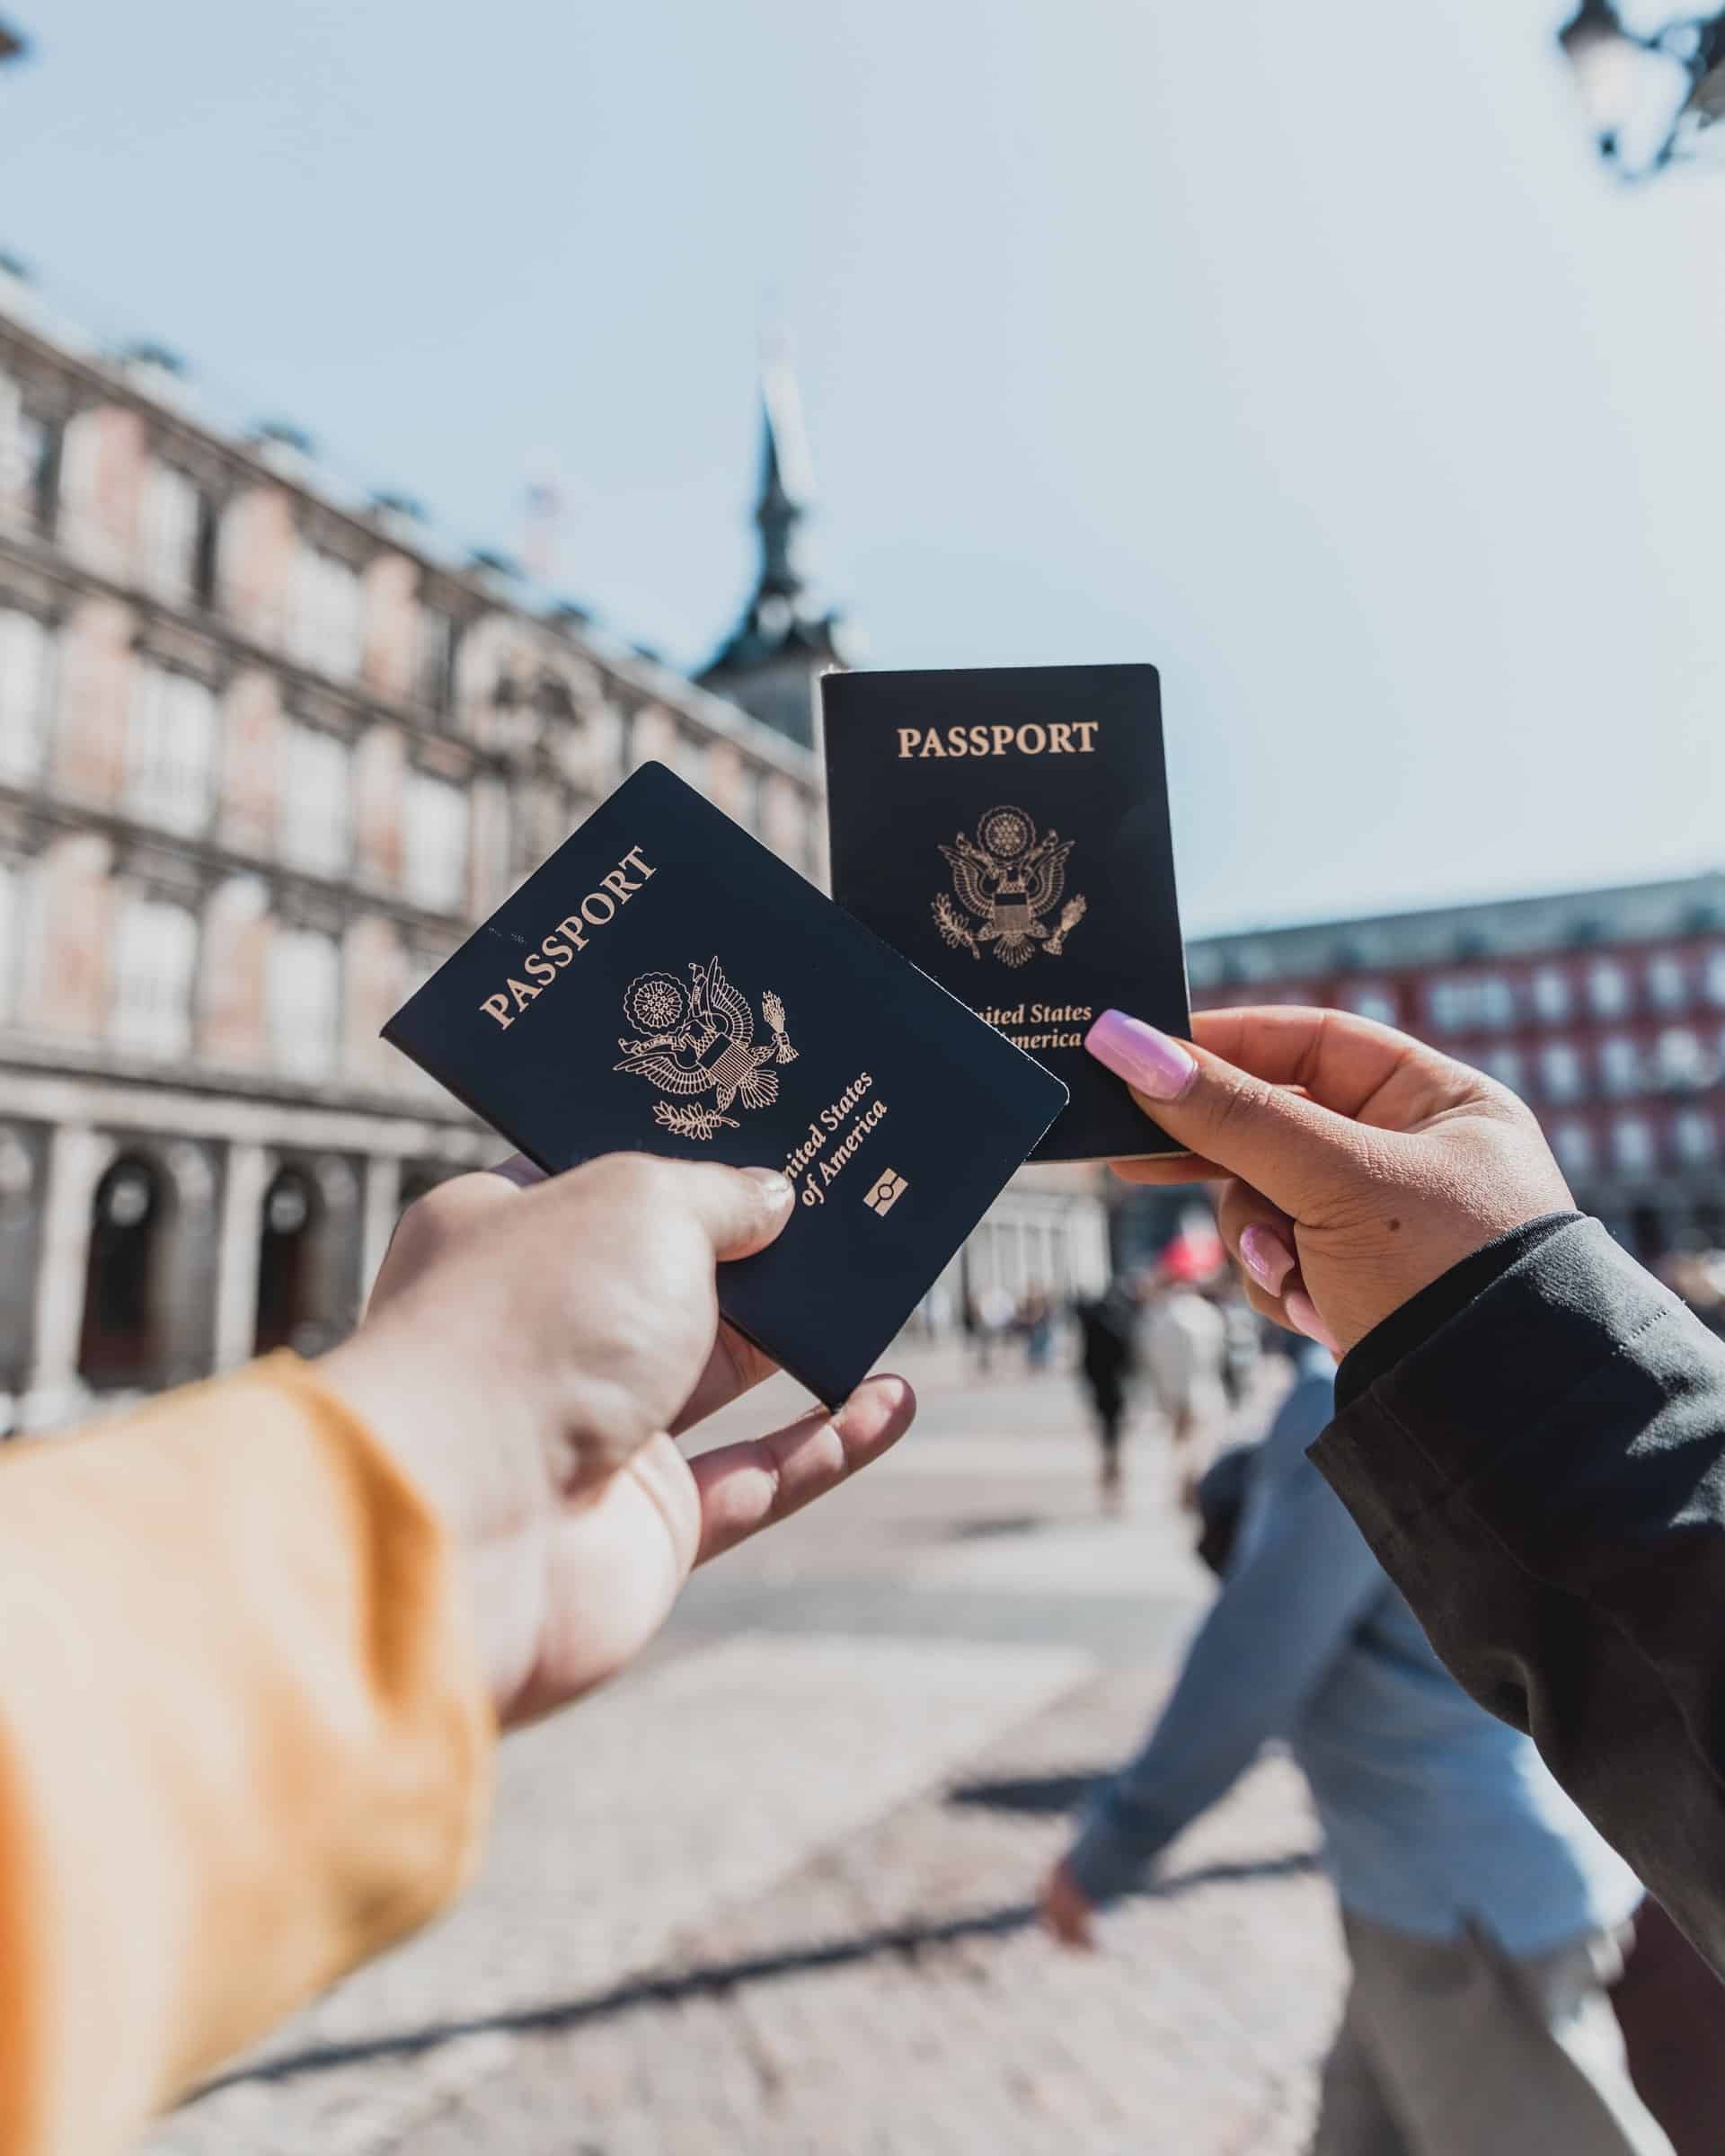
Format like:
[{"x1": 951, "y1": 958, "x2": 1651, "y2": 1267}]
[{"x1": 0, "y1": 1353, "x2": 494, "y2": 2156}]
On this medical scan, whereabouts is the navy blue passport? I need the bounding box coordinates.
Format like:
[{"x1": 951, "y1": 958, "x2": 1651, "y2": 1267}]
[
  {"x1": 821, "y1": 663, "x2": 1191, "y2": 1162},
  {"x1": 382, "y1": 763, "x2": 1066, "y2": 1407}
]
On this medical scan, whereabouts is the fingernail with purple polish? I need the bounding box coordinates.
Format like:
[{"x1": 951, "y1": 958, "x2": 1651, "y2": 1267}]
[
  {"x1": 1240, "y1": 1225, "x2": 1296, "y2": 1295},
  {"x1": 1285, "y1": 1289, "x2": 1340, "y2": 1356},
  {"x1": 1084, "y1": 1011, "x2": 1199, "y2": 1102}
]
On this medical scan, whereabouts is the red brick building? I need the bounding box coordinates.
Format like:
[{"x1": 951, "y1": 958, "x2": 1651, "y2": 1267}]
[{"x1": 1186, "y1": 873, "x2": 1725, "y2": 1264}]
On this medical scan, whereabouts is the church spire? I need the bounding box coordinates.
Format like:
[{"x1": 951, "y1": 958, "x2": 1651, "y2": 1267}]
[
  {"x1": 697, "y1": 347, "x2": 851, "y2": 751},
  {"x1": 754, "y1": 356, "x2": 815, "y2": 605}
]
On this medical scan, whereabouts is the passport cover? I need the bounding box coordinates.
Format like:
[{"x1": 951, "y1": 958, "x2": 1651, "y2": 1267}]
[
  {"x1": 821, "y1": 663, "x2": 1190, "y2": 1162},
  {"x1": 382, "y1": 762, "x2": 1067, "y2": 1408}
]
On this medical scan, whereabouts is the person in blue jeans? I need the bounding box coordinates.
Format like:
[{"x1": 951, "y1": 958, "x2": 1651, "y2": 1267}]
[{"x1": 1039, "y1": 1341, "x2": 1672, "y2": 2156}]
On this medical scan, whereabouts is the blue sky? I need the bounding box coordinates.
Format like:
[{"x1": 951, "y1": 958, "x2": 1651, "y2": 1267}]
[{"x1": 6, "y1": 0, "x2": 1724, "y2": 936}]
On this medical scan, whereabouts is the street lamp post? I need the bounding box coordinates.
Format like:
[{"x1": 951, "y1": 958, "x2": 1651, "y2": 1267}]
[{"x1": 1557, "y1": 1, "x2": 1725, "y2": 178}]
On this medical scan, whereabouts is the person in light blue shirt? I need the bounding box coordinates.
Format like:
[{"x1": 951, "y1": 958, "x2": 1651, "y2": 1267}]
[{"x1": 1039, "y1": 1342, "x2": 1671, "y2": 2156}]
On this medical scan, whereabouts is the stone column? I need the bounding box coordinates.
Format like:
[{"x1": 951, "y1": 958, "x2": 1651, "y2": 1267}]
[
  {"x1": 24, "y1": 1122, "x2": 114, "y2": 1427},
  {"x1": 0, "y1": 1124, "x2": 46, "y2": 1414},
  {"x1": 358, "y1": 1153, "x2": 402, "y2": 1313},
  {"x1": 212, "y1": 1140, "x2": 270, "y2": 1371},
  {"x1": 310, "y1": 1156, "x2": 361, "y2": 1347},
  {"x1": 158, "y1": 1140, "x2": 221, "y2": 1387}
]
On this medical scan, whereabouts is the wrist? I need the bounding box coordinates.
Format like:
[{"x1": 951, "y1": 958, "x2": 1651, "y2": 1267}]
[
  {"x1": 314, "y1": 1321, "x2": 553, "y2": 1722},
  {"x1": 1334, "y1": 1213, "x2": 1583, "y2": 1409}
]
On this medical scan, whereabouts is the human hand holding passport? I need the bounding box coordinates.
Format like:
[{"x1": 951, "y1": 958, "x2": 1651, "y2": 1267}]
[
  {"x1": 385, "y1": 665, "x2": 1190, "y2": 1410},
  {"x1": 384, "y1": 759, "x2": 1070, "y2": 1408},
  {"x1": 821, "y1": 662, "x2": 1192, "y2": 1163}
]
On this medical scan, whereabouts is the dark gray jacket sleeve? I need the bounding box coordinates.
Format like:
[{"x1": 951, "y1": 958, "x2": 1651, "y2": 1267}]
[{"x1": 1310, "y1": 1216, "x2": 1725, "y2": 1972}]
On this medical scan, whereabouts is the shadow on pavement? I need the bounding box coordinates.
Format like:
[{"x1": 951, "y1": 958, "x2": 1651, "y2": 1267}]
[
  {"x1": 945, "y1": 1770, "x2": 1099, "y2": 1816},
  {"x1": 190, "y1": 1848, "x2": 1321, "y2": 2103}
]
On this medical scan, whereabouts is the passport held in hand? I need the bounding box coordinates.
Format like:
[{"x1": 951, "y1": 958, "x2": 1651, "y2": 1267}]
[
  {"x1": 383, "y1": 763, "x2": 1066, "y2": 1407},
  {"x1": 821, "y1": 663, "x2": 1191, "y2": 1162}
]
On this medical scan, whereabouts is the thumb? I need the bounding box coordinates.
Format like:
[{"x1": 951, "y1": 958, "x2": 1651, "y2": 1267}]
[
  {"x1": 1084, "y1": 1010, "x2": 1376, "y2": 1221},
  {"x1": 647, "y1": 1159, "x2": 798, "y2": 1261}
]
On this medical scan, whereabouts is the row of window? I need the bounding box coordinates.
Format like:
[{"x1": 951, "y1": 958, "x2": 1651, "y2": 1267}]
[
  {"x1": 1424, "y1": 955, "x2": 1725, "y2": 1031},
  {"x1": 1219, "y1": 957, "x2": 1725, "y2": 1041},
  {"x1": 0, "y1": 607, "x2": 470, "y2": 912},
  {"x1": 1552, "y1": 1109, "x2": 1721, "y2": 1180},
  {"x1": 1209, "y1": 971, "x2": 1725, "y2": 1059},
  {"x1": 1472, "y1": 1027, "x2": 1721, "y2": 1104},
  {"x1": 0, "y1": 868, "x2": 349, "y2": 1079},
  {"x1": 2, "y1": 384, "x2": 463, "y2": 712},
  {"x1": 1207, "y1": 946, "x2": 1725, "y2": 1026}
]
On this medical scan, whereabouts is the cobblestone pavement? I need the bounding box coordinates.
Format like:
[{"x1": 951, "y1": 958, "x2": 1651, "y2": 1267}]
[{"x1": 150, "y1": 1340, "x2": 1343, "y2": 2156}]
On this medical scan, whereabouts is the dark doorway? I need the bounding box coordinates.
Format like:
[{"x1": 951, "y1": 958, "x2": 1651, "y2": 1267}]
[
  {"x1": 78, "y1": 1154, "x2": 169, "y2": 1391},
  {"x1": 254, "y1": 1166, "x2": 321, "y2": 1355}
]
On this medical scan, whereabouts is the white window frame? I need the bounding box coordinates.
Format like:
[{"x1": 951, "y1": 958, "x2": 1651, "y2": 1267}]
[
  {"x1": 403, "y1": 771, "x2": 469, "y2": 915},
  {"x1": 415, "y1": 603, "x2": 457, "y2": 715},
  {"x1": 1541, "y1": 1042, "x2": 1585, "y2": 1101},
  {"x1": 268, "y1": 925, "x2": 341, "y2": 1081},
  {"x1": 1588, "y1": 959, "x2": 1631, "y2": 1021},
  {"x1": 278, "y1": 722, "x2": 352, "y2": 878},
  {"x1": 110, "y1": 893, "x2": 198, "y2": 1059},
  {"x1": 1477, "y1": 975, "x2": 1516, "y2": 1029},
  {"x1": 0, "y1": 606, "x2": 54, "y2": 783},
  {"x1": 126, "y1": 661, "x2": 216, "y2": 835},
  {"x1": 139, "y1": 461, "x2": 201, "y2": 603},
  {"x1": 1646, "y1": 953, "x2": 1690, "y2": 1013},
  {"x1": 1532, "y1": 967, "x2": 1572, "y2": 1024},
  {"x1": 1482, "y1": 1045, "x2": 1524, "y2": 1094},
  {"x1": 1343, "y1": 983, "x2": 1398, "y2": 1026},
  {"x1": 0, "y1": 854, "x2": 18, "y2": 1023},
  {"x1": 1657, "y1": 1025, "x2": 1709, "y2": 1092},
  {"x1": 1598, "y1": 1035, "x2": 1641, "y2": 1098},
  {"x1": 1612, "y1": 1114, "x2": 1656, "y2": 1176},
  {"x1": 295, "y1": 543, "x2": 364, "y2": 679}
]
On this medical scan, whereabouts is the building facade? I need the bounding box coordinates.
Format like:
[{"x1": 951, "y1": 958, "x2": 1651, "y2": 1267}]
[
  {"x1": 0, "y1": 270, "x2": 834, "y2": 1432},
  {"x1": 1186, "y1": 871, "x2": 1725, "y2": 1263},
  {"x1": 0, "y1": 270, "x2": 1109, "y2": 1431}
]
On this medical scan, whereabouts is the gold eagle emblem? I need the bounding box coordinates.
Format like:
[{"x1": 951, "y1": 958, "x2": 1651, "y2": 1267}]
[
  {"x1": 615, "y1": 959, "x2": 797, "y2": 1141},
  {"x1": 933, "y1": 805, "x2": 1087, "y2": 968}
]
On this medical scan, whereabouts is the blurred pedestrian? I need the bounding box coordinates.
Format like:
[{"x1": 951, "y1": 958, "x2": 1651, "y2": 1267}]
[
  {"x1": 1211, "y1": 1277, "x2": 1263, "y2": 1406},
  {"x1": 1018, "y1": 1284, "x2": 1055, "y2": 1369},
  {"x1": 1074, "y1": 1277, "x2": 1139, "y2": 1511},
  {"x1": 1140, "y1": 1257, "x2": 1227, "y2": 1509},
  {"x1": 974, "y1": 1281, "x2": 1017, "y2": 1372},
  {"x1": 1039, "y1": 1340, "x2": 1669, "y2": 2156}
]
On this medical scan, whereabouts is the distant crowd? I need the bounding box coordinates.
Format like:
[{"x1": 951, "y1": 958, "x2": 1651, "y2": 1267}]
[{"x1": 962, "y1": 1227, "x2": 1263, "y2": 1512}]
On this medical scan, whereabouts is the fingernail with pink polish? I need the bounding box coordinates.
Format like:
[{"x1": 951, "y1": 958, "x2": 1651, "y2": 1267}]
[
  {"x1": 1240, "y1": 1225, "x2": 1296, "y2": 1295},
  {"x1": 1285, "y1": 1289, "x2": 1340, "y2": 1356},
  {"x1": 1084, "y1": 1011, "x2": 1199, "y2": 1102}
]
